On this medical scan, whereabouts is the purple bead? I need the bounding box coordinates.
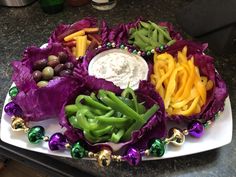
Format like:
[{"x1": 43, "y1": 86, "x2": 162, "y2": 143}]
[
  {"x1": 188, "y1": 121, "x2": 204, "y2": 138},
  {"x1": 4, "y1": 102, "x2": 22, "y2": 117},
  {"x1": 125, "y1": 148, "x2": 141, "y2": 166},
  {"x1": 49, "y1": 133, "x2": 67, "y2": 151}
]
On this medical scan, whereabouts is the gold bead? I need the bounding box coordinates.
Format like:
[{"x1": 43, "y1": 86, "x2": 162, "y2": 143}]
[
  {"x1": 97, "y1": 149, "x2": 112, "y2": 167},
  {"x1": 144, "y1": 149, "x2": 150, "y2": 156},
  {"x1": 43, "y1": 136, "x2": 49, "y2": 141},
  {"x1": 111, "y1": 42, "x2": 116, "y2": 47},
  {"x1": 88, "y1": 152, "x2": 95, "y2": 158},
  {"x1": 165, "y1": 128, "x2": 185, "y2": 146},
  {"x1": 11, "y1": 116, "x2": 29, "y2": 132},
  {"x1": 65, "y1": 143, "x2": 71, "y2": 149},
  {"x1": 111, "y1": 155, "x2": 122, "y2": 162},
  {"x1": 182, "y1": 129, "x2": 189, "y2": 136},
  {"x1": 207, "y1": 120, "x2": 212, "y2": 125}
]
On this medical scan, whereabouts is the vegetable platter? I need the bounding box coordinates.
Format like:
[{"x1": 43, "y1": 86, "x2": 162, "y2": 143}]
[{"x1": 1, "y1": 18, "x2": 232, "y2": 167}]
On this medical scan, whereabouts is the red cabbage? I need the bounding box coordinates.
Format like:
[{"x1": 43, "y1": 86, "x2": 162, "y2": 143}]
[
  {"x1": 101, "y1": 18, "x2": 141, "y2": 46},
  {"x1": 48, "y1": 17, "x2": 97, "y2": 43},
  {"x1": 59, "y1": 81, "x2": 166, "y2": 155},
  {"x1": 159, "y1": 42, "x2": 228, "y2": 121},
  {"x1": 11, "y1": 43, "x2": 83, "y2": 121},
  {"x1": 14, "y1": 77, "x2": 84, "y2": 121}
]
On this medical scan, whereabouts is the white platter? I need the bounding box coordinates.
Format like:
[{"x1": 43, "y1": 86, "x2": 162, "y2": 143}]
[{"x1": 0, "y1": 84, "x2": 233, "y2": 160}]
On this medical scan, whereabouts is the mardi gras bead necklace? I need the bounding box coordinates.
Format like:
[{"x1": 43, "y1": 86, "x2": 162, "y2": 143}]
[{"x1": 4, "y1": 85, "x2": 221, "y2": 167}]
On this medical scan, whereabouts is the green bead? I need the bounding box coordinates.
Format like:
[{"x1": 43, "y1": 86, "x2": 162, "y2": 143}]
[
  {"x1": 28, "y1": 126, "x2": 45, "y2": 144},
  {"x1": 132, "y1": 49, "x2": 137, "y2": 54},
  {"x1": 159, "y1": 45, "x2": 164, "y2": 51},
  {"x1": 71, "y1": 142, "x2": 86, "y2": 159},
  {"x1": 149, "y1": 139, "x2": 165, "y2": 157},
  {"x1": 9, "y1": 86, "x2": 19, "y2": 98},
  {"x1": 146, "y1": 51, "x2": 152, "y2": 56},
  {"x1": 204, "y1": 122, "x2": 210, "y2": 128},
  {"x1": 106, "y1": 42, "x2": 111, "y2": 47},
  {"x1": 120, "y1": 44, "x2": 125, "y2": 49}
]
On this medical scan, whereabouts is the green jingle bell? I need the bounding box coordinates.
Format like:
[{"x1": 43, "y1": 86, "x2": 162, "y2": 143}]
[
  {"x1": 71, "y1": 142, "x2": 86, "y2": 159},
  {"x1": 9, "y1": 86, "x2": 19, "y2": 99},
  {"x1": 149, "y1": 139, "x2": 165, "y2": 157},
  {"x1": 28, "y1": 126, "x2": 45, "y2": 144}
]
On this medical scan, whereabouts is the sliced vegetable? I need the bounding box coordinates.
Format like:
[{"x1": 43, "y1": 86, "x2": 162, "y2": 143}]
[
  {"x1": 75, "y1": 35, "x2": 87, "y2": 58},
  {"x1": 64, "y1": 30, "x2": 85, "y2": 42},
  {"x1": 65, "y1": 87, "x2": 159, "y2": 143},
  {"x1": 129, "y1": 20, "x2": 175, "y2": 52}
]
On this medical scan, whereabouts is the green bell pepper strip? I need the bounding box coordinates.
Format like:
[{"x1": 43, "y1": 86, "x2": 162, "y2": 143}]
[
  {"x1": 95, "y1": 116, "x2": 129, "y2": 124},
  {"x1": 121, "y1": 87, "x2": 139, "y2": 112},
  {"x1": 83, "y1": 130, "x2": 111, "y2": 143},
  {"x1": 92, "y1": 125, "x2": 113, "y2": 137},
  {"x1": 143, "y1": 104, "x2": 159, "y2": 121},
  {"x1": 101, "y1": 90, "x2": 145, "y2": 123},
  {"x1": 122, "y1": 120, "x2": 144, "y2": 141},
  {"x1": 110, "y1": 129, "x2": 125, "y2": 143},
  {"x1": 68, "y1": 115, "x2": 81, "y2": 129},
  {"x1": 90, "y1": 92, "x2": 99, "y2": 102},
  {"x1": 90, "y1": 108, "x2": 107, "y2": 116},
  {"x1": 76, "y1": 95, "x2": 111, "y2": 111},
  {"x1": 72, "y1": 105, "x2": 98, "y2": 130},
  {"x1": 65, "y1": 104, "x2": 78, "y2": 117},
  {"x1": 104, "y1": 110, "x2": 115, "y2": 117}
]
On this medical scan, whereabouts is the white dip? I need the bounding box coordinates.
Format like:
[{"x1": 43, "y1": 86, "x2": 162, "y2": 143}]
[{"x1": 88, "y1": 49, "x2": 149, "y2": 90}]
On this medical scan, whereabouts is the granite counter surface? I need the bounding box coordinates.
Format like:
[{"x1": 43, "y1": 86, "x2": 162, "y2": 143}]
[{"x1": 0, "y1": 0, "x2": 235, "y2": 176}]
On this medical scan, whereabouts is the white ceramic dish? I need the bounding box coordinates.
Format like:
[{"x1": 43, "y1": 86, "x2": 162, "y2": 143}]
[{"x1": 0, "y1": 84, "x2": 233, "y2": 160}]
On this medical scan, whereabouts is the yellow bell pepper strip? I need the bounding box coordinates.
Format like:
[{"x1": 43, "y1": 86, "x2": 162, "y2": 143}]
[
  {"x1": 206, "y1": 80, "x2": 214, "y2": 91},
  {"x1": 172, "y1": 68, "x2": 188, "y2": 102},
  {"x1": 64, "y1": 30, "x2": 85, "y2": 42},
  {"x1": 151, "y1": 46, "x2": 212, "y2": 116},
  {"x1": 174, "y1": 96, "x2": 200, "y2": 116},
  {"x1": 155, "y1": 53, "x2": 175, "y2": 90},
  {"x1": 164, "y1": 66, "x2": 183, "y2": 109},
  {"x1": 177, "y1": 58, "x2": 195, "y2": 101}
]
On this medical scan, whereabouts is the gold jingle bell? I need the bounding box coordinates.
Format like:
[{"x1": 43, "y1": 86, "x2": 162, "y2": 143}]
[
  {"x1": 97, "y1": 148, "x2": 112, "y2": 167},
  {"x1": 11, "y1": 116, "x2": 29, "y2": 132},
  {"x1": 165, "y1": 128, "x2": 185, "y2": 146}
]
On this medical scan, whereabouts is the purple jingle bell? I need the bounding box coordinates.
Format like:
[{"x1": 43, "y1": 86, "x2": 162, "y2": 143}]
[
  {"x1": 125, "y1": 148, "x2": 141, "y2": 166},
  {"x1": 49, "y1": 133, "x2": 67, "y2": 151},
  {"x1": 188, "y1": 121, "x2": 204, "y2": 138},
  {"x1": 4, "y1": 102, "x2": 22, "y2": 117}
]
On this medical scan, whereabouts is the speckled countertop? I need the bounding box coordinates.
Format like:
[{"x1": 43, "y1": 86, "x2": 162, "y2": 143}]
[{"x1": 0, "y1": 0, "x2": 235, "y2": 177}]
